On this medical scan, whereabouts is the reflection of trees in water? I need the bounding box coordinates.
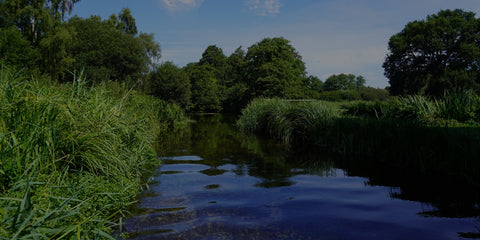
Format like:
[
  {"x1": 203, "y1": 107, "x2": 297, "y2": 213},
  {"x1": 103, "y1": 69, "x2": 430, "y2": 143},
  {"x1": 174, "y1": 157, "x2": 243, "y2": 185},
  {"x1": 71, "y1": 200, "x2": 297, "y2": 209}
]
[{"x1": 157, "y1": 114, "x2": 480, "y2": 229}]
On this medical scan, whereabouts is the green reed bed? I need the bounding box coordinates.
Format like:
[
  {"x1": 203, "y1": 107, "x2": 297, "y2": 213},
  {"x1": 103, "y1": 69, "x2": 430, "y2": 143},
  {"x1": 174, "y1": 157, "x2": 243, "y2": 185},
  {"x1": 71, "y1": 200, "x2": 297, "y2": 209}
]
[
  {"x1": 238, "y1": 98, "x2": 480, "y2": 184},
  {"x1": 0, "y1": 66, "x2": 186, "y2": 239},
  {"x1": 344, "y1": 89, "x2": 480, "y2": 125},
  {"x1": 237, "y1": 98, "x2": 340, "y2": 144}
]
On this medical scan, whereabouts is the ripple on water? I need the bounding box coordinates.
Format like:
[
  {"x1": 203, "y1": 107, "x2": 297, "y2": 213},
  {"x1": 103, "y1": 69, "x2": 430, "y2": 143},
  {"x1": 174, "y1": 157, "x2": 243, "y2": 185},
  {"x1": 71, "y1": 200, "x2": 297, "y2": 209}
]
[{"x1": 160, "y1": 155, "x2": 204, "y2": 161}]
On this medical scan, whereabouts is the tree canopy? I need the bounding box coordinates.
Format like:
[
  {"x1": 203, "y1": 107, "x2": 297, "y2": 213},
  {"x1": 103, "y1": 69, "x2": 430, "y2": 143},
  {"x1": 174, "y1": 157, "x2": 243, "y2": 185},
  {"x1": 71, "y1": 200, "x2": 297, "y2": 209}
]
[
  {"x1": 383, "y1": 9, "x2": 480, "y2": 96},
  {"x1": 245, "y1": 37, "x2": 307, "y2": 99},
  {"x1": 148, "y1": 61, "x2": 191, "y2": 109},
  {"x1": 323, "y1": 74, "x2": 365, "y2": 91},
  {"x1": 67, "y1": 15, "x2": 150, "y2": 82}
]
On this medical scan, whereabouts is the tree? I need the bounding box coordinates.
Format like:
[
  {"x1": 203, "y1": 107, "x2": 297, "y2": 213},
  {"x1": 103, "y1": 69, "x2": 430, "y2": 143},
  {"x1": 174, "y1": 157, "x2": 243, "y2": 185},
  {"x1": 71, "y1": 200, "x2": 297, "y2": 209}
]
[
  {"x1": 138, "y1": 32, "x2": 161, "y2": 68},
  {"x1": 245, "y1": 37, "x2": 307, "y2": 99},
  {"x1": 148, "y1": 62, "x2": 191, "y2": 109},
  {"x1": 0, "y1": 26, "x2": 39, "y2": 68},
  {"x1": 185, "y1": 64, "x2": 222, "y2": 112},
  {"x1": 67, "y1": 15, "x2": 149, "y2": 82},
  {"x1": 323, "y1": 73, "x2": 365, "y2": 91},
  {"x1": 302, "y1": 75, "x2": 323, "y2": 98},
  {"x1": 223, "y1": 46, "x2": 249, "y2": 112},
  {"x1": 199, "y1": 45, "x2": 228, "y2": 81},
  {"x1": 118, "y1": 8, "x2": 137, "y2": 35},
  {"x1": 0, "y1": 0, "x2": 80, "y2": 44},
  {"x1": 383, "y1": 9, "x2": 480, "y2": 96}
]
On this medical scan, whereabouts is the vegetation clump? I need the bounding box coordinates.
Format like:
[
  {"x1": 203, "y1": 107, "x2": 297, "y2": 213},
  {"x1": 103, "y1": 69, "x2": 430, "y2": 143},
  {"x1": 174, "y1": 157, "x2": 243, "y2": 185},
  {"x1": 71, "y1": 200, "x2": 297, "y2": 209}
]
[
  {"x1": 238, "y1": 96, "x2": 480, "y2": 184},
  {"x1": 0, "y1": 66, "x2": 185, "y2": 239}
]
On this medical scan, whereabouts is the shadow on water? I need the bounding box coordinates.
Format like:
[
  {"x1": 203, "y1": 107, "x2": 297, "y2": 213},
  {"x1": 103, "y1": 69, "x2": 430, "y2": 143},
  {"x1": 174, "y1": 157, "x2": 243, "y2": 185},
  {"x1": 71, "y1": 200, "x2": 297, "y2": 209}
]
[{"x1": 124, "y1": 114, "x2": 480, "y2": 239}]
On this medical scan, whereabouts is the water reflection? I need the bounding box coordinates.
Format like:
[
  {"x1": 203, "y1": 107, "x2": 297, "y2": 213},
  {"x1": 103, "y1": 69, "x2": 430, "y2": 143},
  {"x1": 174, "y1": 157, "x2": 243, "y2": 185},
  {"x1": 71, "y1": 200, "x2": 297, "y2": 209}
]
[{"x1": 123, "y1": 114, "x2": 480, "y2": 239}]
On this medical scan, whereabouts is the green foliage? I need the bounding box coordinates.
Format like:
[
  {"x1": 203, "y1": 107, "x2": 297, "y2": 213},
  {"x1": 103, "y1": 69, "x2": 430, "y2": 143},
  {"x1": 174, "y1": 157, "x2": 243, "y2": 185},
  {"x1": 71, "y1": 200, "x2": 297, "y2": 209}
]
[
  {"x1": 237, "y1": 98, "x2": 340, "y2": 143},
  {"x1": 437, "y1": 89, "x2": 479, "y2": 122},
  {"x1": 0, "y1": 0, "x2": 81, "y2": 79},
  {"x1": 0, "y1": 27, "x2": 39, "y2": 69},
  {"x1": 67, "y1": 15, "x2": 150, "y2": 82},
  {"x1": 186, "y1": 64, "x2": 222, "y2": 112},
  {"x1": 323, "y1": 73, "x2": 365, "y2": 91},
  {"x1": 358, "y1": 87, "x2": 390, "y2": 101},
  {"x1": 138, "y1": 32, "x2": 161, "y2": 67},
  {"x1": 302, "y1": 75, "x2": 323, "y2": 99},
  {"x1": 238, "y1": 97, "x2": 480, "y2": 184},
  {"x1": 118, "y1": 8, "x2": 137, "y2": 35},
  {"x1": 39, "y1": 22, "x2": 76, "y2": 80},
  {"x1": 245, "y1": 37, "x2": 307, "y2": 99},
  {"x1": 384, "y1": 9, "x2": 480, "y2": 96},
  {"x1": 344, "y1": 89, "x2": 480, "y2": 124},
  {"x1": 199, "y1": 45, "x2": 228, "y2": 80},
  {"x1": 148, "y1": 61, "x2": 191, "y2": 109},
  {"x1": 318, "y1": 89, "x2": 361, "y2": 101},
  {"x1": 0, "y1": 66, "x2": 186, "y2": 238}
]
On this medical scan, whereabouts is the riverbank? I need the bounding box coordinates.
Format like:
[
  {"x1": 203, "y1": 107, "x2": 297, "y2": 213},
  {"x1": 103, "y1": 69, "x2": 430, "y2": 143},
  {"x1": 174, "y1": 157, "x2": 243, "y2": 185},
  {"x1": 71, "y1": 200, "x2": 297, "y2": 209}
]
[
  {"x1": 0, "y1": 66, "x2": 186, "y2": 239},
  {"x1": 237, "y1": 98, "x2": 480, "y2": 185}
]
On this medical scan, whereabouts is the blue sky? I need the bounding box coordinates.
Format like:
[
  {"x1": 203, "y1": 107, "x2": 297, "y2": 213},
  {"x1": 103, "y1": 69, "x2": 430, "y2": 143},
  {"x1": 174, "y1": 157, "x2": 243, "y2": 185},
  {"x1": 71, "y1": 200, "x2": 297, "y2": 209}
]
[{"x1": 72, "y1": 0, "x2": 480, "y2": 88}]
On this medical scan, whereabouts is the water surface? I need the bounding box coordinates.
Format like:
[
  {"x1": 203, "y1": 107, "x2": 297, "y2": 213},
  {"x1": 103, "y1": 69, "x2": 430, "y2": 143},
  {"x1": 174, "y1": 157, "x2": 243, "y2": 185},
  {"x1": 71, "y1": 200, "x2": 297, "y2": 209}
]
[{"x1": 123, "y1": 114, "x2": 480, "y2": 240}]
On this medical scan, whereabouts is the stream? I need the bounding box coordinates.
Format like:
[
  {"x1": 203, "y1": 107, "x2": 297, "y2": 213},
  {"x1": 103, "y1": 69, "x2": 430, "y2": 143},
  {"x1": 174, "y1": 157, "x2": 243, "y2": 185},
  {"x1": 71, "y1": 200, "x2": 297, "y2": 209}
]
[{"x1": 122, "y1": 114, "x2": 480, "y2": 240}]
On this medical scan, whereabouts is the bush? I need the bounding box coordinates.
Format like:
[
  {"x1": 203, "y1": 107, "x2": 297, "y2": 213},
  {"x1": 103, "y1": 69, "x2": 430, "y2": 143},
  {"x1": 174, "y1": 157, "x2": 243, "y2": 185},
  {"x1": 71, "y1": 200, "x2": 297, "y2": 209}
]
[
  {"x1": 317, "y1": 90, "x2": 361, "y2": 101},
  {"x1": 358, "y1": 87, "x2": 390, "y2": 101}
]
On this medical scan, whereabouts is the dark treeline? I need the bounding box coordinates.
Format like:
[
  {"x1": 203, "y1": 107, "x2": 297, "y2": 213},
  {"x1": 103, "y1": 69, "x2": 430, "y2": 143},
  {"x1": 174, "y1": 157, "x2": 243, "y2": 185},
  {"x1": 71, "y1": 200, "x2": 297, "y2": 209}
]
[
  {"x1": 0, "y1": 1, "x2": 388, "y2": 114},
  {"x1": 148, "y1": 40, "x2": 390, "y2": 113},
  {"x1": 0, "y1": 1, "x2": 159, "y2": 82},
  {"x1": 2, "y1": 3, "x2": 480, "y2": 114}
]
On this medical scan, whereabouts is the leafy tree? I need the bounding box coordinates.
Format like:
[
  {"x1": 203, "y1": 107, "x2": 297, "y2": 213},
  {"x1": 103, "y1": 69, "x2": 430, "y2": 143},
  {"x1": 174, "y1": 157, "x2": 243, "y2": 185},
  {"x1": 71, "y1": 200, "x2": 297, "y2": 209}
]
[
  {"x1": 0, "y1": 26, "x2": 39, "y2": 68},
  {"x1": 138, "y1": 32, "x2": 161, "y2": 67},
  {"x1": 226, "y1": 46, "x2": 247, "y2": 85},
  {"x1": 148, "y1": 61, "x2": 191, "y2": 109},
  {"x1": 0, "y1": 0, "x2": 80, "y2": 78},
  {"x1": 223, "y1": 46, "x2": 249, "y2": 112},
  {"x1": 118, "y1": 8, "x2": 137, "y2": 35},
  {"x1": 0, "y1": 0, "x2": 79, "y2": 44},
  {"x1": 302, "y1": 75, "x2": 323, "y2": 98},
  {"x1": 185, "y1": 64, "x2": 222, "y2": 112},
  {"x1": 383, "y1": 9, "x2": 480, "y2": 96},
  {"x1": 67, "y1": 14, "x2": 154, "y2": 82},
  {"x1": 245, "y1": 37, "x2": 307, "y2": 99},
  {"x1": 39, "y1": 22, "x2": 75, "y2": 80},
  {"x1": 198, "y1": 45, "x2": 228, "y2": 86},
  {"x1": 323, "y1": 73, "x2": 365, "y2": 91}
]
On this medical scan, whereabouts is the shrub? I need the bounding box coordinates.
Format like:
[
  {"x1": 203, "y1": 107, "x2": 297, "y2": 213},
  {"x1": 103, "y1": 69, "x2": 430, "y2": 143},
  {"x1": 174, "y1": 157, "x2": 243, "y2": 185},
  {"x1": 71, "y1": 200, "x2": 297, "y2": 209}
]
[
  {"x1": 317, "y1": 90, "x2": 361, "y2": 101},
  {"x1": 358, "y1": 87, "x2": 391, "y2": 101}
]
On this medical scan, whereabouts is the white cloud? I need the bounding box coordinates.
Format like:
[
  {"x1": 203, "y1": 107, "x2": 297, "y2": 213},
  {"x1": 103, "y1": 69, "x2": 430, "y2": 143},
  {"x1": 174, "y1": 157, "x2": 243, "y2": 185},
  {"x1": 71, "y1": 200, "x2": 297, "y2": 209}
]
[
  {"x1": 160, "y1": 0, "x2": 203, "y2": 12},
  {"x1": 245, "y1": 0, "x2": 282, "y2": 16}
]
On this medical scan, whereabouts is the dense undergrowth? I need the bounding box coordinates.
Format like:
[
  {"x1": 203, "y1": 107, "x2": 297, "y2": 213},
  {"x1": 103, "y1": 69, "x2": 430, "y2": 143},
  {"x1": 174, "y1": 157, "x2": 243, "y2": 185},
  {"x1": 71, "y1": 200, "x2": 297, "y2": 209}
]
[
  {"x1": 0, "y1": 66, "x2": 186, "y2": 239},
  {"x1": 238, "y1": 95, "x2": 480, "y2": 184}
]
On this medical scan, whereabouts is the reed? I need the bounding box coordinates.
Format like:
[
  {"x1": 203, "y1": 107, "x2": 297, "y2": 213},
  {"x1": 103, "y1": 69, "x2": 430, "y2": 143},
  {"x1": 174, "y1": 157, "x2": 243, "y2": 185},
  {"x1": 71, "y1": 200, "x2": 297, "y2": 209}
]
[
  {"x1": 237, "y1": 98, "x2": 340, "y2": 144},
  {"x1": 0, "y1": 65, "x2": 186, "y2": 239},
  {"x1": 344, "y1": 89, "x2": 480, "y2": 125},
  {"x1": 238, "y1": 97, "x2": 480, "y2": 184}
]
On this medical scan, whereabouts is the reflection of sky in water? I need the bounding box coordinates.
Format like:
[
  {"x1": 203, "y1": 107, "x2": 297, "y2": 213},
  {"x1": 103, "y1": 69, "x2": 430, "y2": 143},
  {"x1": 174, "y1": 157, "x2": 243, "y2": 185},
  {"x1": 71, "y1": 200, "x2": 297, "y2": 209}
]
[{"x1": 123, "y1": 115, "x2": 480, "y2": 240}]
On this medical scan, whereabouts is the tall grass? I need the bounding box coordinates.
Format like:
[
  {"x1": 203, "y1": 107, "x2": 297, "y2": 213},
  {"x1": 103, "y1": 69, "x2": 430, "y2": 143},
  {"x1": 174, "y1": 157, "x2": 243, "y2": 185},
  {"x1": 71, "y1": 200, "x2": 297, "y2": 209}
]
[
  {"x1": 238, "y1": 97, "x2": 480, "y2": 184},
  {"x1": 237, "y1": 98, "x2": 340, "y2": 144},
  {"x1": 344, "y1": 89, "x2": 480, "y2": 125},
  {"x1": 0, "y1": 65, "x2": 186, "y2": 239}
]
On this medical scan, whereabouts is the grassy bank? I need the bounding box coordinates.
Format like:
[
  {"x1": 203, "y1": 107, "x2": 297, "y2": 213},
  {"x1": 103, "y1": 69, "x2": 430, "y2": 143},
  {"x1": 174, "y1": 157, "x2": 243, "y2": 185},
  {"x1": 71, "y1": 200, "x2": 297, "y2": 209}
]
[
  {"x1": 237, "y1": 98, "x2": 480, "y2": 184},
  {"x1": 0, "y1": 66, "x2": 186, "y2": 239}
]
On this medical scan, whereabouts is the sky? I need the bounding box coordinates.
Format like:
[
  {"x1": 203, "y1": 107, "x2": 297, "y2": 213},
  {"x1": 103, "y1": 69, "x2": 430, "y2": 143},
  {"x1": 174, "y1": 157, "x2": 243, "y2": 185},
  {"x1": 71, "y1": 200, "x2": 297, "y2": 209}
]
[{"x1": 72, "y1": 0, "x2": 480, "y2": 88}]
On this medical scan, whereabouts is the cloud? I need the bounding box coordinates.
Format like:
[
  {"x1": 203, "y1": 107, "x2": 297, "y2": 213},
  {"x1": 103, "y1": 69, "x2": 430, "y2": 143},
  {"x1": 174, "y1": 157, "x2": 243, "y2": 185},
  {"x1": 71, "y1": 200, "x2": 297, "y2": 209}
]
[
  {"x1": 160, "y1": 0, "x2": 203, "y2": 12},
  {"x1": 245, "y1": 0, "x2": 282, "y2": 16}
]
